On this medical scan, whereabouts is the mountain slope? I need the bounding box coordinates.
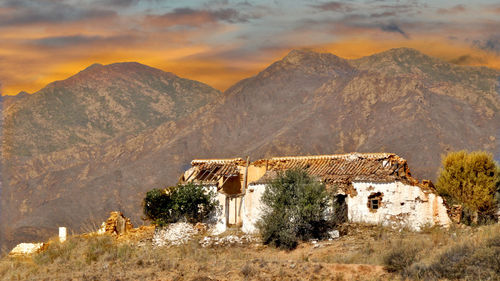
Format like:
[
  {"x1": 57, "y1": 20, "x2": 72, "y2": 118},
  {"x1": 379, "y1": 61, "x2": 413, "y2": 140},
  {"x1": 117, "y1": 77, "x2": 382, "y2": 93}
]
[
  {"x1": 3, "y1": 62, "x2": 221, "y2": 157},
  {"x1": 179, "y1": 48, "x2": 499, "y2": 178},
  {"x1": 1, "y1": 63, "x2": 221, "y2": 249},
  {"x1": 1, "y1": 48, "x2": 499, "y2": 250}
]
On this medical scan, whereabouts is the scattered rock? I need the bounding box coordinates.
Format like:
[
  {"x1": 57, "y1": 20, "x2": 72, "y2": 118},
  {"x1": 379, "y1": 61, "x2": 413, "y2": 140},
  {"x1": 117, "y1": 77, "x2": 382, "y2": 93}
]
[
  {"x1": 199, "y1": 234, "x2": 257, "y2": 248},
  {"x1": 328, "y1": 230, "x2": 340, "y2": 240},
  {"x1": 9, "y1": 242, "x2": 45, "y2": 256},
  {"x1": 153, "y1": 223, "x2": 197, "y2": 247},
  {"x1": 194, "y1": 222, "x2": 208, "y2": 233}
]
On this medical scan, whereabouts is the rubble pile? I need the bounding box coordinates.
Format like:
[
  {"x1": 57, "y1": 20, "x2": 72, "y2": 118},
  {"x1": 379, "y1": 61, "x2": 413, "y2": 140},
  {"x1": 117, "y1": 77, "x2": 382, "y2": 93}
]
[
  {"x1": 99, "y1": 211, "x2": 134, "y2": 235},
  {"x1": 116, "y1": 225, "x2": 156, "y2": 244},
  {"x1": 199, "y1": 234, "x2": 258, "y2": 248},
  {"x1": 152, "y1": 223, "x2": 197, "y2": 247},
  {"x1": 9, "y1": 243, "x2": 45, "y2": 256}
]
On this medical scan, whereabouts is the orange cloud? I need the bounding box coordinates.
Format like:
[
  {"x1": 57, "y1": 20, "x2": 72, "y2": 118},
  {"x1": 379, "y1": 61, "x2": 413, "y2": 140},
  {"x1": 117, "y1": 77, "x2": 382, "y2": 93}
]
[
  {"x1": 2, "y1": 29, "x2": 500, "y2": 96},
  {"x1": 316, "y1": 37, "x2": 500, "y2": 69},
  {"x1": 2, "y1": 0, "x2": 500, "y2": 97}
]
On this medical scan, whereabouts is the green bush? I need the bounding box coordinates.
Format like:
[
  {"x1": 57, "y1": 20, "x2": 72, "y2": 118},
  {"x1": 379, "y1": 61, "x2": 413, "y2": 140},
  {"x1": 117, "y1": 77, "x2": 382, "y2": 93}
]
[
  {"x1": 143, "y1": 183, "x2": 218, "y2": 225},
  {"x1": 437, "y1": 150, "x2": 500, "y2": 224},
  {"x1": 257, "y1": 169, "x2": 334, "y2": 250}
]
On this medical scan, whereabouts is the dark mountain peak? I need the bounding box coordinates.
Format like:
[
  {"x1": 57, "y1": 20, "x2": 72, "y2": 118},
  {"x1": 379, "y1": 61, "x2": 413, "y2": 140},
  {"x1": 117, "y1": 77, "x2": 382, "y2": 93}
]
[
  {"x1": 106, "y1": 61, "x2": 165, "y2": 73},
  {"x1": 282, "y1": 49, "x2": 318, "y2": 63},
  {"x1": 250, "y1": 48, "x2": 353, "y2": 80},
  {"x1": 226, "y1": 49, "x2": 354, "y2": 96},
  {"x1": 77, "y1": 61, "x2": 168, "y2": 77},
  {"x1": 351, "y1": 47, "x2": 454, "y2": 77},
  {"x1": 379, "y1": 47, "x2": 424, "y2": 56},
  {"x1": 356, "y1": 47, "x2": 439, "y2": 65},
  {"x1": 84, "y1": 63, "x2": 103, "y2": 71},
  {"x1": 2, "y1": 91, "x2": 30, "y2": 107},
  {"x1": 282, "y1": 49, "x2": 345, "y2": 65},
  {"x1": 16, "y1": 91, "x2": 30, "y2": 97},
  {"x1": 43, "y1": 62, "x2": 178, "y2": 90},
  {"x1": 4, "y1": 60, "x2": 220, "y2": 157}
]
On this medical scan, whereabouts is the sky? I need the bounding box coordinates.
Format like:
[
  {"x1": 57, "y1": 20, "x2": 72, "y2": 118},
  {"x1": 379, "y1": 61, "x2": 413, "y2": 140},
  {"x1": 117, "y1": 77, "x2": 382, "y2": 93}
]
[{"x1": 1, "y1": 0, "x2": 500, "y2": 95}]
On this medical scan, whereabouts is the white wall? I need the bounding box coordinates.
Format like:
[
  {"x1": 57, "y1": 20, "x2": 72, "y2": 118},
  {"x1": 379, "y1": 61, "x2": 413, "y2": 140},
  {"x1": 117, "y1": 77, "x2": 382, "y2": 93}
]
[
  {"x1": 347, "y1": 181, "x2": 451, "y2": 230},
  {"x1": 218, "y1": 181, "x2": 451, "y2": 233},
  {"x1": 241, "y1": 184, "x2": 267, "y2": 233},
  {"x1": 205, "y1": 186, "x2": 227, "y2": 234}
]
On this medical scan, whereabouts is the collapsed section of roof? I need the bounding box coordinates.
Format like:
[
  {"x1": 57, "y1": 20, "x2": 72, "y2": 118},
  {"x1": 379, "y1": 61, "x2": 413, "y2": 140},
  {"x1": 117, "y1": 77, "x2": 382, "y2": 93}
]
[
  {"x1": 251, "y1": 153, "x2": 417, "y2": 187},
  {"x1": 179, "y1": 153, "x2": 436, "y2": 194},
  {"x1": 181, "y1": 158, "x2": 245, "y2": 185}
]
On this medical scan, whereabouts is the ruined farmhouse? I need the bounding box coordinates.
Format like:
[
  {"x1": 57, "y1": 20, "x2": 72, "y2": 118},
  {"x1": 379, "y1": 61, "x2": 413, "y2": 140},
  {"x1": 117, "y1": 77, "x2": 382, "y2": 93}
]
[{"x1": 179, "y1": 153, "x2": 451, "y2": 233}]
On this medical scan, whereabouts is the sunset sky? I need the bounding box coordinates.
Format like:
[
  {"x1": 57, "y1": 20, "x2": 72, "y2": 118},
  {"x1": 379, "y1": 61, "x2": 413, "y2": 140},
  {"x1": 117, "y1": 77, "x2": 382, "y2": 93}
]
[{"x1": 1, "y1": 0, "x2": 500, "y2": 95}]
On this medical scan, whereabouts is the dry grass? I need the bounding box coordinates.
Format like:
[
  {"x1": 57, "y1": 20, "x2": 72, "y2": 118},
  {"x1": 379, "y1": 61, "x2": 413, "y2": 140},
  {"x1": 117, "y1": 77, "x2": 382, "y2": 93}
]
[{"x1": 1, "y1": 223, "x2": 498, "y2": 281}]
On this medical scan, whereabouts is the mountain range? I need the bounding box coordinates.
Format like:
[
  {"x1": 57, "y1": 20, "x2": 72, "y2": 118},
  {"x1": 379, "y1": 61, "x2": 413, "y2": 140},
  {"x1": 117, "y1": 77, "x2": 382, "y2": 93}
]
[{"x1": 1, "y1": 48, "x2": 499, "y2": 250}]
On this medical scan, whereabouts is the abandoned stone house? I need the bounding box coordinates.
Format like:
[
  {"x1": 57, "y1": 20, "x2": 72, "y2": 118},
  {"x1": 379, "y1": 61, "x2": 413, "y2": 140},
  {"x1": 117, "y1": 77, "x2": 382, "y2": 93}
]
[{"x1": 179, "y1": 153, "x2": 451, "y2": 233}]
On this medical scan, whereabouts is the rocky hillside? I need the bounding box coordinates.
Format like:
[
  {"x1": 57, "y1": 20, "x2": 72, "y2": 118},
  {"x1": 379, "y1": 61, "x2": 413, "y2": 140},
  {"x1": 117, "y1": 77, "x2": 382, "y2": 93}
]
[
  {"x1": 2, "y1": 62, "x2": 221, "y2": 157},
  {"x1": 1, "y1": 48, "x2": 499, "y2": 250}
]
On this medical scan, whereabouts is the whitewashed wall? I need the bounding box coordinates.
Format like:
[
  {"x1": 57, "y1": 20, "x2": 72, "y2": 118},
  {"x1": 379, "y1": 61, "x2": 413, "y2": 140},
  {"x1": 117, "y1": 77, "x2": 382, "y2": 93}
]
[
  {"x1": 205, "y1": 186, "x2": 227, "y2": 234},
  {"x1": 347, "y1": 181, "x2": 451, "y2": 230},
  {"x1": 241, "y1": 184, "x2": 267, "y2": 233},
  {"x1": 212, "y1": 181, "x2": 451, "y2": 234}
]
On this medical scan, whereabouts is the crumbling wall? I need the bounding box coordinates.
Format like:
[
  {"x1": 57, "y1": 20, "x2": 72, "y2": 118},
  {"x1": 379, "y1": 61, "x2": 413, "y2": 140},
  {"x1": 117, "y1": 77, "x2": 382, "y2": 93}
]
[
  {"x1": 347, "y1": 181, "x2": 451, "y2": 230},
  {"x1": 241, "y1": 184, "x2": 267, "y2": 233},
  {"x1": 103, "y1": 211, "x2": 133, "y2": 235},
  {"x1": 449, "y1": 205, "x2": 463, "y2": 224},
  {"x1": 206, "y1": 186, "x2": 227, "y2": 234}
]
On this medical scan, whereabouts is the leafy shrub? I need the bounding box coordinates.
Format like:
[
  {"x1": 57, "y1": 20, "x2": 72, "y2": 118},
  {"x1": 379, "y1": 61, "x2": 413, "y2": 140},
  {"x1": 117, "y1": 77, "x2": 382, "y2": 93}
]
[
  {"x1": 257, "y1": 169, "x2": 333, "y2": 250},
  {"x1": 143, "y1": 183, "x2": 218, "y2": 225},
  {"x1": 437, "y1": 150, "x2": 500, "y2": 224}
]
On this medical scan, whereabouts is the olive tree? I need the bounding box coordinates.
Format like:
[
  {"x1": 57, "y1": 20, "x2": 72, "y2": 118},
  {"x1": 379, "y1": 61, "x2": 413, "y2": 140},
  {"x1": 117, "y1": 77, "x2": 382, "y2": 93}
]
[
  {"x1": 437, "y1": 150, "x2": 500, "y2": 224},
  {"x1": 257, "y1": 169, "x2": 334, "y2": 250}
]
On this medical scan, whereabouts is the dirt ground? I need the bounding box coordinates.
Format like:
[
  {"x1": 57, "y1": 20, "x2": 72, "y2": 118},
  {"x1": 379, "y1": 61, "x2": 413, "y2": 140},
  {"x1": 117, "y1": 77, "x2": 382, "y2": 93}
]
[{"x1": 0, "y1": 223, "x2": 482, "y2": 281}]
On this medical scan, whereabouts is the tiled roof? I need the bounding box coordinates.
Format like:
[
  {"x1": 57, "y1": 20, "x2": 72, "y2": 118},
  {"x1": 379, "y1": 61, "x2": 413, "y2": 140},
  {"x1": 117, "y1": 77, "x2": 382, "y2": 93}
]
[
  {"x1": 263, "y1": 153, "x2": 395, "y2": 161},
  {"x1": 251, "y1": 153, "x2": 416, "y2": 186},
  {"x1": 191, "y1": 158, "x2": 246, "y2": 165},
  {"x1": 182, "y1": 153, "x2": 430, "y2": 192}
]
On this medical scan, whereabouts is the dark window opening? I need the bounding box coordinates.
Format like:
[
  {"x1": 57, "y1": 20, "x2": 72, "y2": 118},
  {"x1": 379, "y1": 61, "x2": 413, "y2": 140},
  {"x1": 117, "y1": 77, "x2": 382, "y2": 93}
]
[
  {"x1": 333, "y1": 194, "x2": 348, "y2": 223},
  {"x1": 367, "y1": 191, "x2": 383, "y2": 212}
]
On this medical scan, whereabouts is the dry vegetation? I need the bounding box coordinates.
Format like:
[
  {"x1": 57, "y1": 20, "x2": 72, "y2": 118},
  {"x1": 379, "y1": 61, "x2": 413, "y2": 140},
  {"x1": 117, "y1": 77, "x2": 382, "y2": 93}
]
[{"x1": 1, "y1": 223, "x2": 499, "y2": 281}]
